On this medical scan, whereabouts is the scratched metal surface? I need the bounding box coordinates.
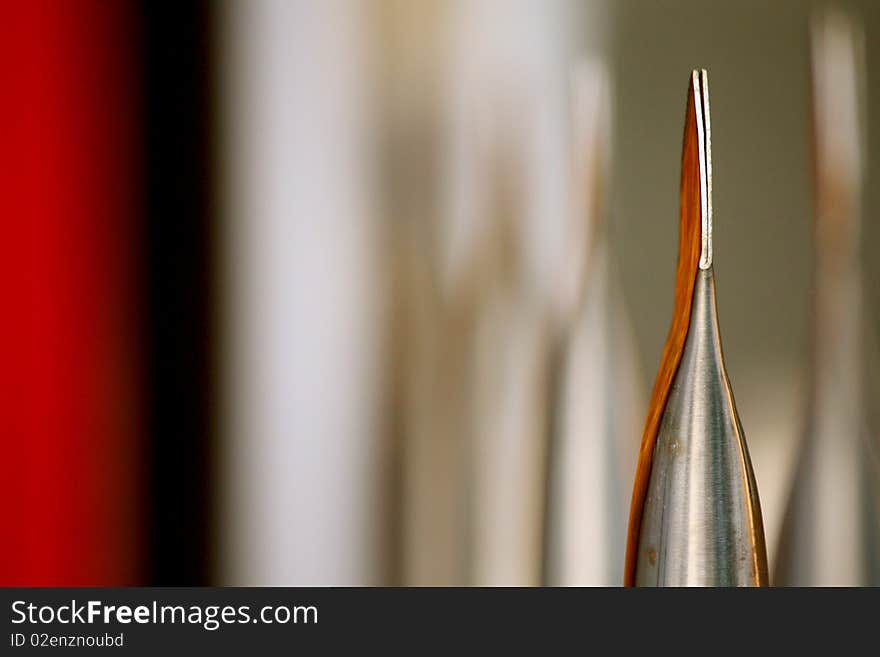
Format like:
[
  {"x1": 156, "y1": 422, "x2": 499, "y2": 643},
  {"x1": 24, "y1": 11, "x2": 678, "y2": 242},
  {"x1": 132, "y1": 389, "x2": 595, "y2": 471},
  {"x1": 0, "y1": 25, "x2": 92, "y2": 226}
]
[{"x1": 635, "y1": 270, "x2": 768, "y2": 586}]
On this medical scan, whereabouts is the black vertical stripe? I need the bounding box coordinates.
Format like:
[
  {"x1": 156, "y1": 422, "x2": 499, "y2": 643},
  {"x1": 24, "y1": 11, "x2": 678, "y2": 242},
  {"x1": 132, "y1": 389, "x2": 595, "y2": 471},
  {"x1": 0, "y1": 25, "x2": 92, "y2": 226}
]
[{"x1": 141, "y1": 2, "x2": 217, "y2": 585}]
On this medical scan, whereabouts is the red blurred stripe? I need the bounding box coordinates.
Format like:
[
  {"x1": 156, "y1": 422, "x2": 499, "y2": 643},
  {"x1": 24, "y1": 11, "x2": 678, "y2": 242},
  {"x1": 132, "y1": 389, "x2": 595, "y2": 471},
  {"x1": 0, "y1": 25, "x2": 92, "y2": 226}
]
[{"x1": 0, "y1": 1, "x2": 142, "y2": 584}]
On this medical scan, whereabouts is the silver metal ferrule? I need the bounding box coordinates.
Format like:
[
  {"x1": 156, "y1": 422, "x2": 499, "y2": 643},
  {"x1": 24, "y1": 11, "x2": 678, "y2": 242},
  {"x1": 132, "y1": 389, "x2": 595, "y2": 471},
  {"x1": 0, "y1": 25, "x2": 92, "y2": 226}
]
[{"x1": 635, "y1": 269, "x2": 768, "y2": 586}]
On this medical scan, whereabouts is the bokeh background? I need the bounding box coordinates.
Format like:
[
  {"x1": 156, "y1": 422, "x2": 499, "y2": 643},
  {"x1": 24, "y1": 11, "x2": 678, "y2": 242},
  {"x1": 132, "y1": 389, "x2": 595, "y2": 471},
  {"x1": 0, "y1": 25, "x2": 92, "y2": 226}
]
[{"x1": 1, "y1": 0, "x2": 877, "y2": 586}]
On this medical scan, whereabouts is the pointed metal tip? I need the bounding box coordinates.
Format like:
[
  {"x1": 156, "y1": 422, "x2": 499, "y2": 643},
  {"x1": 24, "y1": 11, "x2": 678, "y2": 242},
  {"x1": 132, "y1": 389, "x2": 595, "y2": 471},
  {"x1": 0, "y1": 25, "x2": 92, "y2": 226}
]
[
  {"x1": 680, "y1": 70, "x2": 713, "y2": 272},
  {"x1": 625, "y1": 69, "x2": 767, "y2": 586},
  {"x1": 693, "y1": 70, "x2": 713, "y2": 269},
  {"x1": 624, "y1": 69, "x2": 722, "y2": 586}
]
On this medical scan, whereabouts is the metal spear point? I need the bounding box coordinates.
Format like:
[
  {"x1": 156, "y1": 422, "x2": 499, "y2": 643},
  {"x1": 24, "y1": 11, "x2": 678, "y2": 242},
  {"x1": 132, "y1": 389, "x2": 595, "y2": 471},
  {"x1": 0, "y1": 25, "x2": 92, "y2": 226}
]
[{"x1": 625, "y1": 70, "x2": 769, "y2": 587}]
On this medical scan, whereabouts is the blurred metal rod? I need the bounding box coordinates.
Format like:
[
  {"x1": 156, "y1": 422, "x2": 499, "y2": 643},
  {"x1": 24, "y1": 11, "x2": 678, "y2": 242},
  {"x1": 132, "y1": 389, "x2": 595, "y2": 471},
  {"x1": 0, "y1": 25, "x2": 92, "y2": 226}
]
[
  {"x1": 544, "y1": 61, "x2": 642, "y2": 586},
  {"x1": 774, "y1": 9, "x2": 880, "y2": 586},
  {"x1": 219, "y1": 0, "x2": 385, "y2": 585}
]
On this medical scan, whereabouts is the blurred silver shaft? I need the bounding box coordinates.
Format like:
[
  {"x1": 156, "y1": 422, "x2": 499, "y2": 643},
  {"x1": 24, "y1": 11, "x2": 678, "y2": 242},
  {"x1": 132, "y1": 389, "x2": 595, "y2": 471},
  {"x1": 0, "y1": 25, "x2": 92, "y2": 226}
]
[
  {"x1": 544, "y1": 61, "x2": 643, "y2": 586},
  {"x1": 774, "y1": 9, "x2": 880, "y2": 586}
]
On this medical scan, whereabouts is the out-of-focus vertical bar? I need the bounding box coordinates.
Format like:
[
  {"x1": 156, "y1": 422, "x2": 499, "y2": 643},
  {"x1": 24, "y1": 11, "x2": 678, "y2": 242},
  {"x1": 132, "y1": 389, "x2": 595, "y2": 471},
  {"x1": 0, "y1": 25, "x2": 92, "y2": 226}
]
[
  {"x1": 438, "y1": 0, "x2": 577, "y2": 585},
  {"x1": 468, "y1": 138, "x2": 548, "y2": 586},
  {"x1": 374, "y1": 0, "x2": 453, "y2": 586},
  {"x1": 141, "y1": 0, "x2": 217, "y2": 585},
  {"x1": 0, "y1": 0, "x2": 142, "y2": 584},
  {"x1": 219, "y1": 0, "x2": 385, "y2": 584},
  {"x1": 544, "y1": 63, "x2": 643, "y2": 586},
  {"x1": 774, "y1": 9, "x2": 880, "y2": 586}
]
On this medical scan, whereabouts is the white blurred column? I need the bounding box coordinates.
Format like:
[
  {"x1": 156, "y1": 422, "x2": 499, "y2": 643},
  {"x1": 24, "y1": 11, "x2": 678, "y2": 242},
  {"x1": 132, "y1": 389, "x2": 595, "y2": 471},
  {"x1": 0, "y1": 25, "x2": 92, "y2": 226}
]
[
  {"x1": 543, "y1": 62, "x2": 644, "y2": 586},
  {"x1": 219, "y1": 0, "x2": 384, "y2": 585},
  {"x1": 440, "y1": 0, "x2": 578, "y2": 585},
  {"x1": 441, "y1": 0, "x2": 577, "y2": 303},
  {"x1": 774, "y1": 10, "x2": 879, "y2": 586}
]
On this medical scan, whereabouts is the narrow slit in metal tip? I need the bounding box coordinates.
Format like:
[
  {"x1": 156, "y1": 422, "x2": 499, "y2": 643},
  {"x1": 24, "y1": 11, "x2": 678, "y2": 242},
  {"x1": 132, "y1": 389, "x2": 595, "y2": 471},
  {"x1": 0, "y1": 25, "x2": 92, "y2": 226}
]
[{"x1": 693, "y1": 69, "x2": 713, "y2": 270}]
